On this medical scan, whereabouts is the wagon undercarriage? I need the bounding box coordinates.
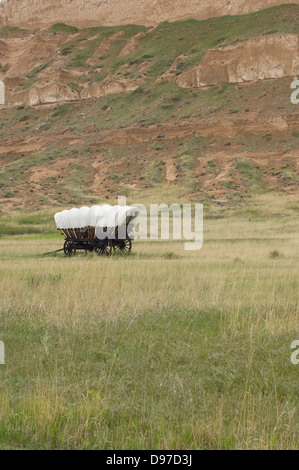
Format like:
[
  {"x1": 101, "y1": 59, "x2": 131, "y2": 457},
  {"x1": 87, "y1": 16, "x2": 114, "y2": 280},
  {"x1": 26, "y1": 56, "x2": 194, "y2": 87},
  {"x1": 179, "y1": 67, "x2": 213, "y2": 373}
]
[{"x1": 63, "y1": 236, "x2": 132, "y2": 257}]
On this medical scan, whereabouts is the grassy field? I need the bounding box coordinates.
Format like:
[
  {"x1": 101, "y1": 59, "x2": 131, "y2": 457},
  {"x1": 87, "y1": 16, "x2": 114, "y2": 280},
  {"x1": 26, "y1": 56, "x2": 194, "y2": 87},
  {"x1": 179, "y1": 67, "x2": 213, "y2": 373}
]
[{"x1": 0, "y1": 193, "x2": 298, "y2": 449}]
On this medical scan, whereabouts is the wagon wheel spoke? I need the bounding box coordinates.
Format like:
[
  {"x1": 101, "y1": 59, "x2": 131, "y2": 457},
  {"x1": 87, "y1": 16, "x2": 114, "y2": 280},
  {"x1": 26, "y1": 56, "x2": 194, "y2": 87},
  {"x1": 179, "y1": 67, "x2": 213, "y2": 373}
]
[
  {"x1": 114, "y1": 238, "x2": 132, "y2": 252},
  {"x1": 123, "y1": 239, "x2": 132, "y2": 252},
  {"x1": 64, "y1": 240, "x2": 76, "y2": 257},
  {"x1": 94, "y1": 242, "x2": 111, "y2": 256}
]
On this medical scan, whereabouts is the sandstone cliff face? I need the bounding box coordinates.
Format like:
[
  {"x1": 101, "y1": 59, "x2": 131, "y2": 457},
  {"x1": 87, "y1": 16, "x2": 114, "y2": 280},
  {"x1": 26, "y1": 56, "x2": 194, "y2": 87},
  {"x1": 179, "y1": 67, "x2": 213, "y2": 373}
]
[
  {"x1": 1, "y1": 0, "x2": 298, "y2": 28},
  {"x1": 5, "y1": 71, "x2": 79, "y2": 107},
  {"x1": 81, "y1": 78, "x2": 144, "y2": 100},
  {"x1": 161, "y1": 34, "x2": 299, "y2": 88},
  {"x1": 2, "y1": 29, "x2": 299, "y2": 108}
]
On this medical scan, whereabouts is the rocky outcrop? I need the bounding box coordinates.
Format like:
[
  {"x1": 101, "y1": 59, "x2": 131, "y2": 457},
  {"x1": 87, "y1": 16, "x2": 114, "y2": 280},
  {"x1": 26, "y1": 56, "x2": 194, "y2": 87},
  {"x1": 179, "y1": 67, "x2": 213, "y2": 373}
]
[
  {"x1": 3, "y1": 69, "x2": 143, "y2": 107},
  {"x1": 168, "y1": 34, "x2": 299, "y2": 88},
  {"x1": 81, "y1": 78, "x2": 143, "y2": 99},
  {"x1": 5, "y1": 71, "x2": 79, "y2": 107},
  {"x1": 0, "y1": 0, "x2": 298, "y2": 28}
]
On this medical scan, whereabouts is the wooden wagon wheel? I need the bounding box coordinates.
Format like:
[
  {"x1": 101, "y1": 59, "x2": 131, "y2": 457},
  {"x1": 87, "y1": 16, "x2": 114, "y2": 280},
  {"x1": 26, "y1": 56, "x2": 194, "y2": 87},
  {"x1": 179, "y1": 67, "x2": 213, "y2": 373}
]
[
  {"x1": 64, "y1": 240, "x2": 76, "y2": 257},
  {"x1": 113, "y1": 238, "x2": 132, "y2": 253},
  {"x1": 94, "y1": 241, "x2": 111, "y2": 257}
]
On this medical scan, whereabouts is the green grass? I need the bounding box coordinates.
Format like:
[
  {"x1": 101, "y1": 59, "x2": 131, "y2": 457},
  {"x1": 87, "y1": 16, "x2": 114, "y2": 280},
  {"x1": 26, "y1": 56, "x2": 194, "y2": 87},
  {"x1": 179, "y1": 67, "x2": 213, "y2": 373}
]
[
  {"x1": 1, "y1": 308, "x2": 298, "y2": 449},
  {"x1": 50, "y1": 23, "x2": 79, "y2": 34},
  {"x1": 235, "y1": 157, "x2": 262, "y2": 191},
  {"x1": 66, "y1": 25, "x2": 146, "y2": 69},
  {"x1": 26, "y1": 61, "x2": 52, "y2": 79},
  {"x1": 0, "y1": 26, "x2": 29, "y2": 38},
  {"x1": 0, "y1": 211, "x2": 56, "y2": 237},
  {"x1": 52, "y1": 103, "x2": 75, "y2": 118}
]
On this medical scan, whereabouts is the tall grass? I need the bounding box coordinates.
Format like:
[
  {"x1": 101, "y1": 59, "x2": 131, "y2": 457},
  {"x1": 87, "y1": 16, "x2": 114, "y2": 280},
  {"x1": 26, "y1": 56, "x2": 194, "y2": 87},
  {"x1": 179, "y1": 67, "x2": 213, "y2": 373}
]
[{"x1": 0, "y1": 194, "x2": 298, "y2": 449}]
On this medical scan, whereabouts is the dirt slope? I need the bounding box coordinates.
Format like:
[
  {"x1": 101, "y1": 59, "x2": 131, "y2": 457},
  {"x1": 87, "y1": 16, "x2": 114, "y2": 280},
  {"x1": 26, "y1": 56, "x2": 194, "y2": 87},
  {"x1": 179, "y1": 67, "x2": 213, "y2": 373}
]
[
  {"x1": 1, "y1": 0, "x2": 299, "y2": 28},
  {"x1": 0, "y1": 25, "x2": 151, "y2": 107},
  {"x1": 0, "y1": 6, "x2": 299, "y2": 209}
]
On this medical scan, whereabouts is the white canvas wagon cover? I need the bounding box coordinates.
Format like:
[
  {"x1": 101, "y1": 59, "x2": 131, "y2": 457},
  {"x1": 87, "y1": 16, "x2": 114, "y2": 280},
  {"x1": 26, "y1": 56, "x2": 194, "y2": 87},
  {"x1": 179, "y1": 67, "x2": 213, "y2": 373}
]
[{"x1": 54, "y1": 205, "x2": 139, "y2": 230}]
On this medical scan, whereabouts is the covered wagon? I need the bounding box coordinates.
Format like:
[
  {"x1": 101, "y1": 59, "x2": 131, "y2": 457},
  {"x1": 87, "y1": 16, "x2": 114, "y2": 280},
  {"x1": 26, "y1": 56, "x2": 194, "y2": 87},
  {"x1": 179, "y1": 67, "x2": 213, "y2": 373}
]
[{"x1": 54, "y1": 205, "x2": 139, "y2": 257}]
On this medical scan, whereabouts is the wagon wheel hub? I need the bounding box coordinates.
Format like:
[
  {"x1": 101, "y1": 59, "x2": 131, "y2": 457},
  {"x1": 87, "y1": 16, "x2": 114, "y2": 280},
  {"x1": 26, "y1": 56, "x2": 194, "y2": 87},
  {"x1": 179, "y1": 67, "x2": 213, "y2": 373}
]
[
  {"x1": 64, "y1": 240, "x2": 76, "y2": 257},
  {"x1": 94, "y1": 241, "x2": 111, "y2": 256}
]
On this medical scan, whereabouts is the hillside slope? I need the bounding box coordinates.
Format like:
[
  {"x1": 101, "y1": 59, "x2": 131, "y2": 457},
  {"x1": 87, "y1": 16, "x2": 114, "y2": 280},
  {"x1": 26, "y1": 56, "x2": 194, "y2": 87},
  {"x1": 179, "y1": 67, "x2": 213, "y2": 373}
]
[
  {"x1": 0, "y1": 0, "x2": 299, "y2": 28},
  {"x1": 0, "y1": 5, "x2": 299, "y2": 211}
]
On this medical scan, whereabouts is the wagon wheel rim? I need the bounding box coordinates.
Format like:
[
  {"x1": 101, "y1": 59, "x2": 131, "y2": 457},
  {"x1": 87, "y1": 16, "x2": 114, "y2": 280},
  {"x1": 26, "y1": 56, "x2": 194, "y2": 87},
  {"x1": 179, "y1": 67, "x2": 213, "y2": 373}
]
[
  {"x1": 114, "y1": 238, "x2": 132, "y2": 252},
  {"x1": 64, "y1": 240, "x2": 76, "y2": 257},
  {"x1": 94, "y1": 243, "x2": 111, "y2": 256}
]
